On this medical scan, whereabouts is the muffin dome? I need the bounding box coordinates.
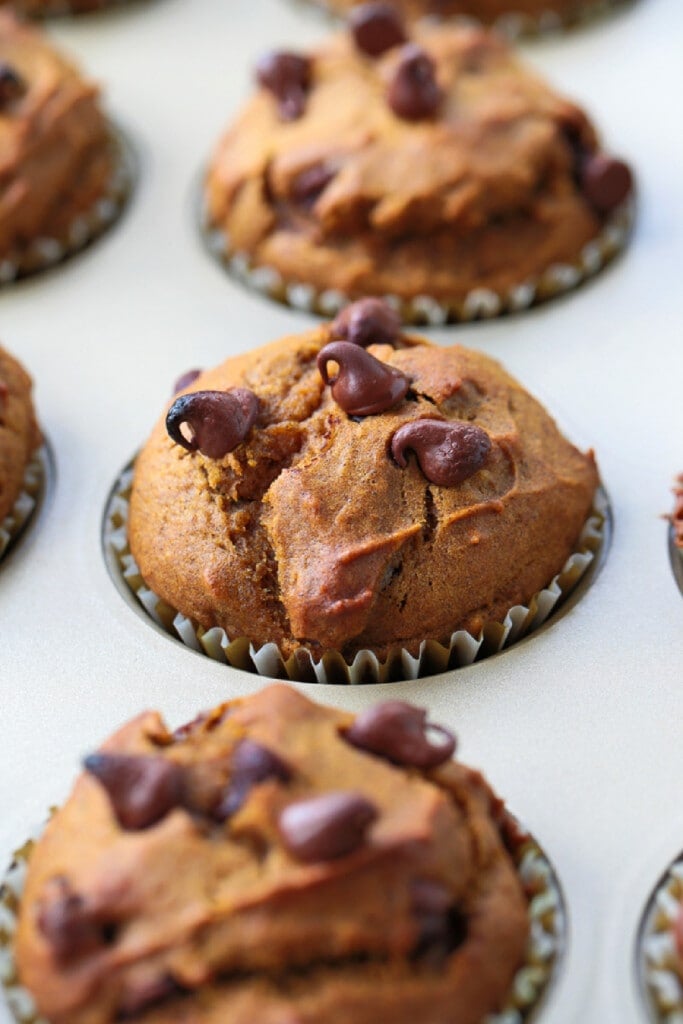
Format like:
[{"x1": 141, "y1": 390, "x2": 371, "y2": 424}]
[
  {"x1": 127, "y1": 310, "x2": 599, "y2": 660},
  {"x1": 15, "y1": 684, "x2": 530, "y2": 1024},
  {"x1": 204, "y1": 17, "x2": 634, "y2": 320},
  {"x1": 0, "y1": 345, "x2": 40, "y2": 528}
]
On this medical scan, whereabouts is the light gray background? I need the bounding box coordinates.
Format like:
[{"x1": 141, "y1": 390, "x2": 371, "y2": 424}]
[{"x1": 1, "y1": 0, "x2": 681, "y2": 1019}]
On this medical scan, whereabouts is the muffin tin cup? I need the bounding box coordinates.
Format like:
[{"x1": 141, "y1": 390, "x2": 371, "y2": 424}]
[
  {"x1": 0, "y1": 446, "x2": 49, "y2": 563},
  {"x1": 104, "y1": 465, "x2": 610, "y2": 684},
  {"x1": 198, "y1": 192, "x2": 635, "y2": 326},
  {"x1": 295, "y1": 0, "x2": 634, "y2": 39},
  {"x1": 0, "y1": 815, "x2": 566, "y2": 1024},
  {"x1": 636, "y1": 850, "x2": 683, "y2": 1021},
  {"x1": 0, "y1": 126, "x2": 135, "y2": 287}
]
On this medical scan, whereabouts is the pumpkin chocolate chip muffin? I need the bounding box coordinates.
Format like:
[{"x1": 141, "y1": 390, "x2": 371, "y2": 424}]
[
  {"x1": 0, "y1": 13, "x2": 132, "y2": 283},
  {"x1": 14, "y1": 684, "x2": 542, "y2": 1024},
  {"x1": 125, "y1": 301, "x2": 600, "y2": 669},
  {"x1": 203, "y1": 7, "x2": 634, "y2": 322},
  {"x1": 0, "y1": 344, "x2": 41, "y2": 556}
]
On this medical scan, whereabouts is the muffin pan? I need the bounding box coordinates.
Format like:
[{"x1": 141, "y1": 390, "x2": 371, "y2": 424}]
[{"x1": 1, "y1": 0, "x2": 682, "y2": 1021}]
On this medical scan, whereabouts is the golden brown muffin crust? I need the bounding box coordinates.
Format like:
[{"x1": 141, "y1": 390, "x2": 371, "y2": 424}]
[{"x1": 0, "y1": 344, "x2": 39, "y2": 524}]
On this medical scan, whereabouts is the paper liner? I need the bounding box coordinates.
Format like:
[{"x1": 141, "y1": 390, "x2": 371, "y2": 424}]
[
  {"x1": 0, "y1": 126, "x2": 135, "y2": 286},
  {"x1": 0, "y1": 816, "x2": 565, "y2": 1024},
  {"x1": 668, "y1": 523, "x2": 683, "y2": 600},
  {"x1": 294, "y1": 0, "x2": 634, "y2": 39},
  {"x1": 636, "y1": 852, "x2": 683, "y2": 1021},
  {"x1": 0, "y1": 446, "x2": 48, "y2": 562},
  {"x1": 103, "y1": 461, "x2": 609, "y2": 684},
  {"x1": 198, "y1": 187, "x2": 634, "y2": 325}
]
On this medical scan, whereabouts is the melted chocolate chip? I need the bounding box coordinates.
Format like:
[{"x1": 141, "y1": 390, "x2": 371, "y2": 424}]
[
  {"x1": 390, "y1": 419, "x2": 491, "y2": 487},
  {"x1": 345, "y1": 700, "x2": 456, "y2": 769},
  {"x1": 410, "y1": 879, "x2": 467, "y2": 966},
  {"x1": 279, "y1": 791, "x2": 378, "y2": 862},
  {"x1": 387, "y1": 45, "x2": 442, "y2": 121},
  {"x1": 172, "y1": 369, "x2": 202, "y2": 395},
  {"x1": 166, "y1": 388, "x2": 259, "y2": 459},
  {"x1": 256, "y1": 51, "x2": 312, "y2": 121},
  {"x1": 0, "y1": 64, "x2": 26, "y2": 110},
  {"x1": 579, "y1": 152, "x2": 634, "y2": 214},
  {"x1": 317, "y1": 341, "x2": 409, "y2": 416},
  {"x1": 37, "y1": 878, "x2": 108, "y2": 964},
  {"x1": 350, "y1": 3, "x2": 407, "y2": 58},
  {"x1": 84, "y1": 753, "x2": 185, "y2": 831},
  {"x1": 214, "y1": 740, "x2": 291, "y2": 821},
  {"x1": 331, "y1": 298, "x2": 402, "y2": 348},
  {"x1": 118, "y1": 975, "x2": 185, "y2": 1017}
]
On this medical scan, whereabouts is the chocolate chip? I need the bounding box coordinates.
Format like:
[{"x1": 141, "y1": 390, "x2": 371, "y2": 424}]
[
  {"x1": 279, "y1": 791, "x2": 378, "y2": 861},
  {"x1": 579, "y1": 152, "x2": 634, "y2": 214},
  {"x1": 84, "y1": 753, "x2": 185, "y2": 831},
  {"x1": 318, "y1": 341, "x2": 409, "y2": 416},
  {"x1": 37, "y1": 878, "x2": 108, "y2": 964},
  {"x1": 0, "y1": 64, "x2": 26, "y2": 109},
  {"x1": 0, "y1": 379, "x2": 8, "y2": 416},
  {"x1": 172, "y1": 369, "x2": 202, "y2": 395},
  {"x1": 331, "y1": 298, "x2": 402, "y2": 348},
  {"x1": 214, "y1": 740, "x2": 291, "y2": 821},
  {"x1": 118, "y1": 975, "x2": 184, "y2": 1017},
  {"x1": 350, "y1": 3, "x2": 407, "y2": 58},
  {"x1": 410, "y1": 880, "x2": 467, "y2": 965},
  {"x1": 345, "y1": 700, "x2": 456, "y2": 768},
  {"x1": 291, "y1": 163, "x2": 336, "y2": 207},
  {"x1": 166, "y1": 388, "x2": 259, "y2": 459},
  {"x1": 387, "y1": 45, "x2": 442, "y2": 121},
  {"x1": 390, "y1": 419, "x2": 491, "y2": 487},
  {"x1": 256, "y1": 51, "x2": 312, "y2": 121}
]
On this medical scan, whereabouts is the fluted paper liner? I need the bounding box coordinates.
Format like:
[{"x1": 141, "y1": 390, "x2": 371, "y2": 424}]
[
  {"x1": 198, "y1": 178, "x2": 634, "y2": 325},
  {"x1": 295, "y1": 0, "x2": 633, "y2": 40},
  {"x1": 637, "y1": 852, "x2": 683, "y2": 1021},
  {"x1": 0, "y1": 127, "x2": 135, "y2": 286},
  {"x1": 0, "y1": 816, "x2": 565, "y2": 1024},
  {"x1": 0, "y1": 447, "x2": 47, "y2": 561},
  {"x1": 104, "y1": 462, "x2": 609, "y2": 684}
]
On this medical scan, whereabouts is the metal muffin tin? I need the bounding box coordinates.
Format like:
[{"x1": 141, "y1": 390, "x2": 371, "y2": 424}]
[{"x1": 1, "y1": 0, "x2": 681, "y2": 1021}]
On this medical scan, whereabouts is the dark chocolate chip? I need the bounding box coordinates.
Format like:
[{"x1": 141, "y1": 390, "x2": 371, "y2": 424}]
[
  {"x1": 331, "y1": 297, "x2": 402, "y2": 348},
  {"x1": 291, "y1": 163, "x2": 336, "y2": 207},
  {"x1": 166, "y1": 388, "x2": 259, "y2": 459},
  {"x1": 345, "y1": 700, "x2": 456, "y2": 768},
  {"x1": 279, "y1": 791, "x2": 378, "y2": 862},
  {"x1": 579, "y1": 152, "x2": 634, "y2": 214},
  {"x1": 410, "y1": 880, "x2": 467, "y2": 965},
  {"x1": 317, "y1": 341, "x2": 409, "y2": 416},
  {"x1": 256, "y1": 51, "x2": 312, "y2": 122},
  {"x1": 0, "y1": 64, "x2": 26, "y2": 109},
  {"x1": 0, "y1": 379, "x2": 8, "y2": 416},
  {"x1": 350, "y1": 3, "x2": 407, "y2": 58},
  {"x1": 37, "y1": 878, "x2": 108, "y2": 964},
  {"x1": 214, "y1": 739, "x2": 291, "y2": 821},
  {"x1": 118, "y1": 975, "x2": 185, "y2": 1017},
  {"x1": 172, "y1": 369, "x2": 202, "y2": 395},
  {"x1": 387, "y1": 45, "x2": 442, "y2": 121},
  {"x1": 84, "y1": 753, "x2": 185, "y2": 831},
  {"x1": 390, "y1": 419, "x2": 491, "y2": 487}
]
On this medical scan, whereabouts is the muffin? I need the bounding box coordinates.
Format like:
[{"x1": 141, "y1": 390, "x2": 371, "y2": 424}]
[
  {"x1": 301, "y1": 0, "x2": 631, "y2": 36},
  {"x1": 12, "y1": 684, "x2": 563, "y2": 1023},
  {"x1": 0, "y1": 344, "x2": 41, "y2": 558},
  {"x1": 203, "y1": 10, "x2": 634, "y2": 323},
  {"x1": 2, "y1": 0, "x2": 128, "y2": 16},
  {"x1": 671, "y1": 475, "x2": 683, "y2": 551},
  {"x1": 0, "y1": 13, "x2": 133, "y2": 283},
  {"x1": 121, "y1": 303, "x2": 601, "y2": 677}
]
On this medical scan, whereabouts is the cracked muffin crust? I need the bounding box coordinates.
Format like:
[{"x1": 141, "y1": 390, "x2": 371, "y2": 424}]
[
  {"x1": 204, "y1": 16, "x2": 634, "y2": 317},
  {"x1": 0, "y1": 14, "x2": 117, "y2": 274},
  {"x1": 0, "y1": 345, "x2": 40, "y2": 529},
  {"x1": 127, "y1": 310, "x2": 599, "y2": 661},
  {"x1": 15, "y1": 684, "x2": 530, "y2": 1024}
]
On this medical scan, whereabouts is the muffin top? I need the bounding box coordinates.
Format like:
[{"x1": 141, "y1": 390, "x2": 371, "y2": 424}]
[
  {"x1": 0, "y1": 13, "x2": 110, "y2": 257},
  {"x1": 16, "y1": 683, "x2": 529, "y2": 1024},
  {"x1": 205, "y1": 14, "x2": 633, "y2": 306},
  {"x1": 128, "y1": 306, "x2": 598, "y2": 659},
  {"x1": 0, "y1": 344, "x2": 40, "y2": 524}
]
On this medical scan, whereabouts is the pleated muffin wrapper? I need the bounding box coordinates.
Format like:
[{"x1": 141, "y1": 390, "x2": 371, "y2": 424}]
[
  {"x1": 636, "y1": 851, "x2": 683, "y2": 1022},
  {"x1": 0, "y1": 812, "x2": 566, "y2": 1024},
  {"x1": 294, "y1": 0, "x2": 634, "y2": 40},
  {"x1": 0, "y1": 126, "x2": 135, "y2": 286},
  {"x1": 104, "y1": 461, "x2": 609, "y2": 684},
  {"x1": 198, "y1": 180, "x2": 634, "y2": 326},
  {"x1": 0, "y1": 445, "x2": 48, "y2": 561}
]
